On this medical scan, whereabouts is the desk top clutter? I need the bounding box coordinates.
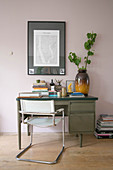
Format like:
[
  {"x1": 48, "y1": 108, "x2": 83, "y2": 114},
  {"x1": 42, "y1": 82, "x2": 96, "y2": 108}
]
[{"x1": 18, "y1": 79, "x2": 86, "y2": 98}]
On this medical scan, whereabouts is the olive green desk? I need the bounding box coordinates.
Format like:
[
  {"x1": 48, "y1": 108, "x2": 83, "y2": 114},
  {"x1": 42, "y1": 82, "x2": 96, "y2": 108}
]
[{"x1": 16, "y1": 96, "x2": 98, "y2": 149}]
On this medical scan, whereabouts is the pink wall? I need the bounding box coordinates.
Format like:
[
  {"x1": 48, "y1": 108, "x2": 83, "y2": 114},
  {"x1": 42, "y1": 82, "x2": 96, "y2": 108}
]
[{"x1": 0, "y1": 0, "x2": 113, "y2": 132}]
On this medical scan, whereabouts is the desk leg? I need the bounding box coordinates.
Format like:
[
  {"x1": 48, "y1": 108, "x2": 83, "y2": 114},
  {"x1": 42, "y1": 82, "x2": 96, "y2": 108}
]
[
  {"x1": 75, "y1": 134, "x2": 79, "y2": 137},
  {"x1": 17, "y1": 101, "x2": 21, "y2": 150},
  {"x1": 80, "y1": 134, "x2": 83, "y2": 147}
]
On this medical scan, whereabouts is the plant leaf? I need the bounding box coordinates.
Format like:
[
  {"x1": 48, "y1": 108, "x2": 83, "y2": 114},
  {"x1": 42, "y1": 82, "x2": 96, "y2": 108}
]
[
  {"x1": 93, "y1": 33, "x2": 97, "y2": 38},
  {"x1": 87, "y1": 33, "x2": 91, "y2": 39},
  {"x1": 75, "y1": 58, "x2": 81, "y2": 66},
  {"x1": 84, "y1": 42, "x2": 91, "y2": 50},
  {"x1": 72, "y1": 53, "x2": 77, "y2": 59},
  {"x1": 68, "y1": 55, "x2": 73, "y2": 62},
  {"x1": 87, "y1": 59, "x2": 91, "y2": 64},
  {"x1": 88, "y1": 51, "x2": 94, "y2": 56}
]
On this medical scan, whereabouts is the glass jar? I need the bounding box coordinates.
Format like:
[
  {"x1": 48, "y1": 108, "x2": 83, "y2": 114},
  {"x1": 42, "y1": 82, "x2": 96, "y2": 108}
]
[
  {"x1": 75, "y1": 69, "x2": 90, "y2": 96},
  {"x1": 62, "y1": 87, "x2": 67, "y2": 97}
]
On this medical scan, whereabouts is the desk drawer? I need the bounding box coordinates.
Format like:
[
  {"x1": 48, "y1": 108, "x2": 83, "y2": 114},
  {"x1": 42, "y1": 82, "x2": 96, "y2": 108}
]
[
  {"x1": 70, "y1": 102, "x2": 95, "y2": 114},
  {"x1": 70, "y1": 113, "x2": 94, "y2": 132}
]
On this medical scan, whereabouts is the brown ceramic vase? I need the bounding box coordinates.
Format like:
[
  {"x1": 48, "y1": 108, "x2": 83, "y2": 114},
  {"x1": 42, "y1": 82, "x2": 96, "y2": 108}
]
[{"x1": 75, "y1": 69, "x2": 90, "y2": 96}]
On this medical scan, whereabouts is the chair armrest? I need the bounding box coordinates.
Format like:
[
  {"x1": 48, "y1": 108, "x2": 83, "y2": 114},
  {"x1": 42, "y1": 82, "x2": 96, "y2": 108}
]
[{"x1": 19, "y1": 111, "x2": 57, "y2": 115}]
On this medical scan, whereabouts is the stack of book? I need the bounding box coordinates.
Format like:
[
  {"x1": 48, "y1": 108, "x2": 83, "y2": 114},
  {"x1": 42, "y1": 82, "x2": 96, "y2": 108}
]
[
  {"x1": 69, "y1": 92, "x2": 85, "y2": 97},
  {"x1": 19, "y1": 92, "x2": 40, "y2": 98},
  {"x1": 94, "y1": 114, "x2": 113, "y2": 139},
  {"x1": 49, "y1": 90, "x2": 57, "y2": 97},
  {"x1": 32, "y1": 82, "x2": 49, "y2": 97}
]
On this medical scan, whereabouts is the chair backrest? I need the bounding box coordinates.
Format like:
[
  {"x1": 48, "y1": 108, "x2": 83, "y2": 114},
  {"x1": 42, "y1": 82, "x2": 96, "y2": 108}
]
[{"x1": 20, "y1": 100, "x2": 55, "y2": 113}]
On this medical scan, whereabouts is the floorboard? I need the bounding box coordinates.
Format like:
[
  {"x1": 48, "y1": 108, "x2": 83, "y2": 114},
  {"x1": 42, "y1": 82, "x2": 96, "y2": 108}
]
[{"x1": 0, "y1": 133, "x2": 113, "y2": 170}]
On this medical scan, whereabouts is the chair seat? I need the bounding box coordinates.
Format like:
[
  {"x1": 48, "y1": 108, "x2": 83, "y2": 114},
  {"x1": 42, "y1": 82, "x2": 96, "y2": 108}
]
[{"x1": 27, "y1": 117, "x2": 61, "y2": 127}]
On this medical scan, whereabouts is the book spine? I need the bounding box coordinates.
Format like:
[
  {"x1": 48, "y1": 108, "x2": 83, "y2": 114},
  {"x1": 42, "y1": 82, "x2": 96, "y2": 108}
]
[
  {"x1": 49, "y1": 95, "x2": 57, "y2": 97},
  {"x1": 19, "y1": 94, "x2": 40, "y2": 97},
  {"x1": 33, "y1": 85, "x2": 47, "y2": 88},
  {"x1": 33, "y1": 83, "x2": 46, "y2": 85},
  {"x1": 33, "y1": 87, "x2": 48, "y2": 89},
  {"x1": 32, "y1": 90, "x2": 48, "y2": 92},
  {"x1": 94, "y1": 131, "x2": 113, "y2": 139}
]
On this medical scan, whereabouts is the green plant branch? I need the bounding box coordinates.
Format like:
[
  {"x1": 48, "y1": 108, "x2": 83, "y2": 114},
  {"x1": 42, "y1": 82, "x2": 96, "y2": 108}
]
[
  {"x1": 84, "y1": 56, "x2": 88, "y2": 70},
  {"x1": 68, "y1": 32, "x2": 97, "y2": 70}
]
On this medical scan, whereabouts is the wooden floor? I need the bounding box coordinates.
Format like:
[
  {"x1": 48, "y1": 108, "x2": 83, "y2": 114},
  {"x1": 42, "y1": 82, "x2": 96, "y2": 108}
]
[{"x1": 0, "y1": 133, "x2": 113, "y2": 170}]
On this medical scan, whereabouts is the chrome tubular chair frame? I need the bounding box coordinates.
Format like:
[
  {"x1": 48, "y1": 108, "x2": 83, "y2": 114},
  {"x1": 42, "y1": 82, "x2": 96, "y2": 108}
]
[{"x1": 16, "y1": 100, "x2": 65, "y2": 164}]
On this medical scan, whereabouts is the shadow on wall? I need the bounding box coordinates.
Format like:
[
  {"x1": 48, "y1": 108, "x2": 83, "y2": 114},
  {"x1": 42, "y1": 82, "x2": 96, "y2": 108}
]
[
  {"x1": 89, "y1": 71, "x2": 113, "y2": 118},
  {"x1": 96, "y1": 99, "x2": 113, "y2": 118}
]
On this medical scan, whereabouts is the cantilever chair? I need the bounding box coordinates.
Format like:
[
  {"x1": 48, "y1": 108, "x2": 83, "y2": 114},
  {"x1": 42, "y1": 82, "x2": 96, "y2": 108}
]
[{"x1": 16, "y1": 100, "x2": 65, "y2": 164}]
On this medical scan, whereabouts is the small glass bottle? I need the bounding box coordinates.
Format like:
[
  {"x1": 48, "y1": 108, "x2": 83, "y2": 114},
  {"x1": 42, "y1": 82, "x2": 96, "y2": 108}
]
[{"x1": 50, "y1": 79, "x2": 55, "y2": 91}]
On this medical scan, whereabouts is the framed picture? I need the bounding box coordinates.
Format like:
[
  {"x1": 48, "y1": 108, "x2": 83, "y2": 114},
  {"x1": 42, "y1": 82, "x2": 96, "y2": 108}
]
[
  {"x1": 28, "y1": 21, "x2": 66, "y2": 75},
  {"x1": 66, "y1": 80, "x2": 75, "y2": 93}
]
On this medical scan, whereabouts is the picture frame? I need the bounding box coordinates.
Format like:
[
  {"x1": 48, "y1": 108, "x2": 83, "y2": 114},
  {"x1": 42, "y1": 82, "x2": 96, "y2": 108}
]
[
  {"x1": 28, "y1": 21, "x2": 66, "y2": 75},
  {"x1": 66, "y1": 80, "x2": 75, "y2": 93}
]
